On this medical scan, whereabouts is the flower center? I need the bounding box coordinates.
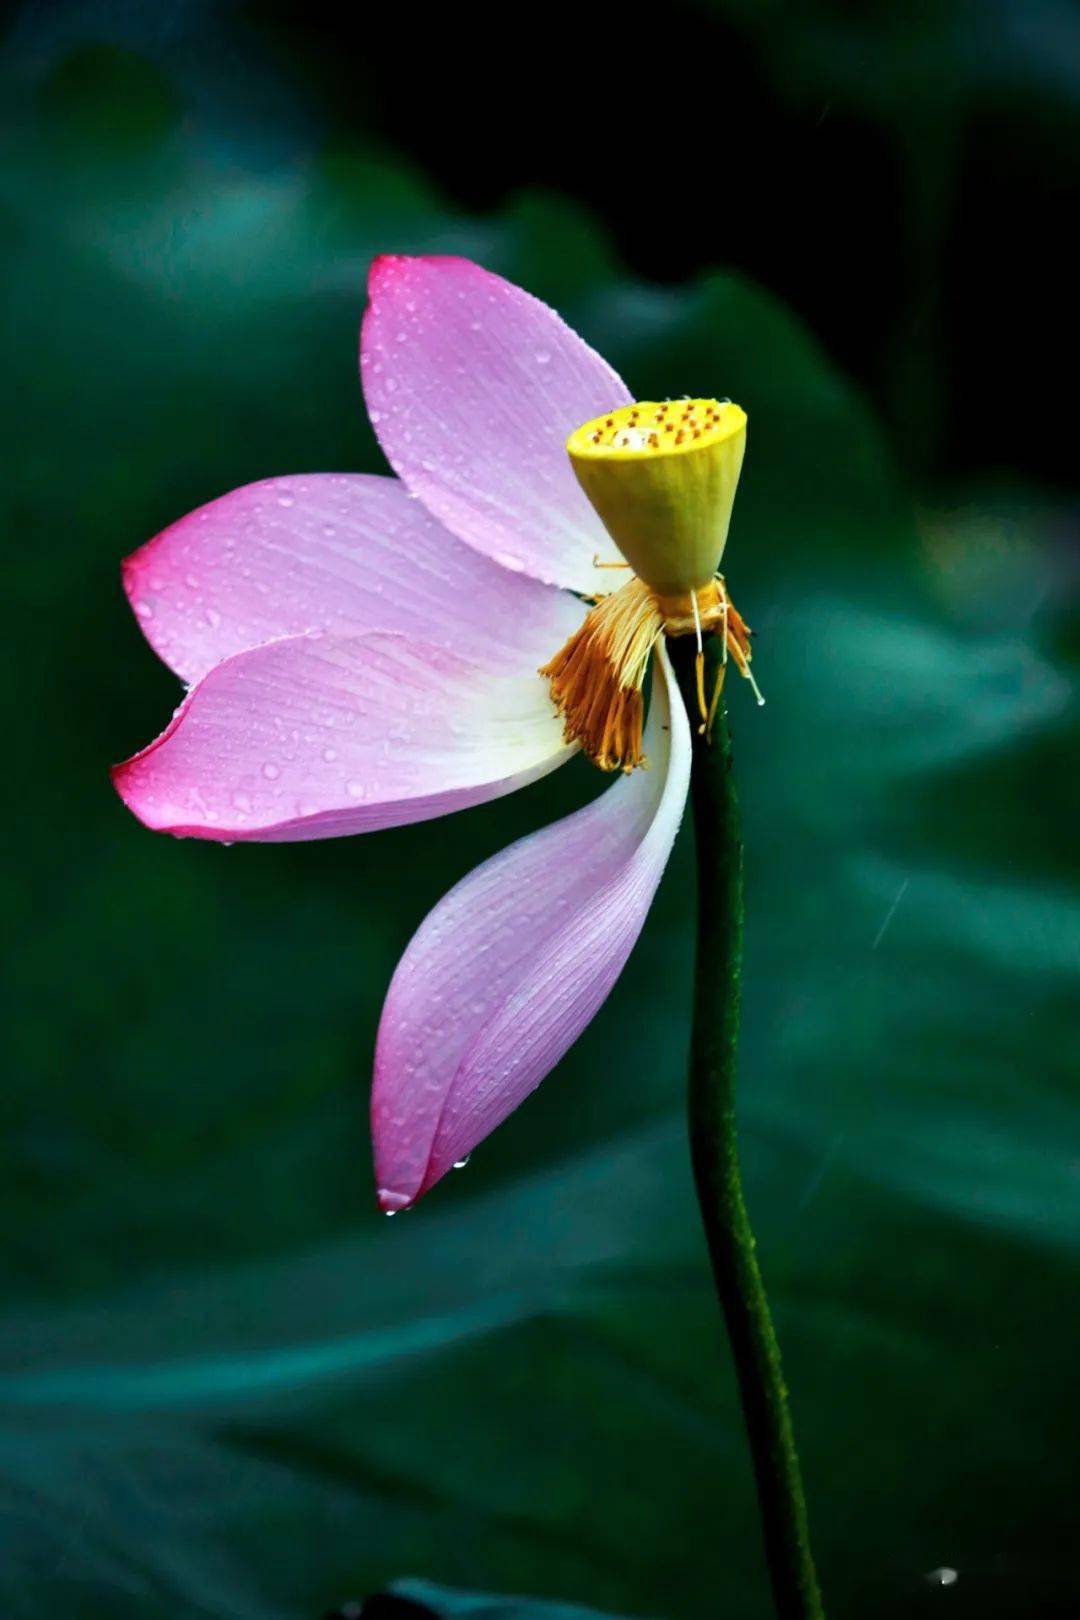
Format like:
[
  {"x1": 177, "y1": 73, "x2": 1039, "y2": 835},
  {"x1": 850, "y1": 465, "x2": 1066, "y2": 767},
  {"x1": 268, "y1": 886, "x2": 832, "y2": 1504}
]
[
  {"x1": 540, "y1": 397, "x2": 759, "y2": 773},
  {"x1": 567, "y1": 398, "x2": 746, "y2": 596}
]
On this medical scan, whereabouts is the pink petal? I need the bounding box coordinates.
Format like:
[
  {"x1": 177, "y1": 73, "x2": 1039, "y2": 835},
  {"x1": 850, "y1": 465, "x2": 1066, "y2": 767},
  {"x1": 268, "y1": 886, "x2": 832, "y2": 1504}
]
[
  {"x1": 361, "y1": 256, "x2": 633, "y2": 596},
  {"x1": 123, "y1": 473, "x2": 581, "y2": 686},
  {"x1": 112, "y1": 631, "x2": 574, "y2": 842},
  {"x1": 372, "y1": 643, "x2": 691, "y2": 1209}
]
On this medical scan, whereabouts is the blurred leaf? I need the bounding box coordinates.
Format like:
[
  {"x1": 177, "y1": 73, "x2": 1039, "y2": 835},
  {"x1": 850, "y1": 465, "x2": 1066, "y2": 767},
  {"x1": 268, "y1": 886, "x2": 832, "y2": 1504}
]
[{"x1": 379, "y1": 1578, "x2": 638, "y2": 1619}]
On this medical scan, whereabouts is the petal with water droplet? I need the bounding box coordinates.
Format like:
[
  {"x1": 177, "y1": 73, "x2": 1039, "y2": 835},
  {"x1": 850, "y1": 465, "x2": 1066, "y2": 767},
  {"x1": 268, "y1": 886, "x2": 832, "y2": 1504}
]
[
  {"x1": 362, "y1": 256, "x2": 631, "y2": 595},
  {"x1": 123, "y1": 473, "x2": 581, "y2": 686},
  {"x1": 372, "y1": 644, "x2": 690, "y2": 1209},
  {"x1": 112, "y1": 632, "x2": 574, "y2": 842}
]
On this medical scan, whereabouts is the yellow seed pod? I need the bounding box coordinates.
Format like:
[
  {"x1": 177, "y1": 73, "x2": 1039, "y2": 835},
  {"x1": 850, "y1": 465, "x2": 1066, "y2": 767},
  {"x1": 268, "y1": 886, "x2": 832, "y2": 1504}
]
[{"x1": 567, "y1": 399, "x2": 747, "y2": 595}]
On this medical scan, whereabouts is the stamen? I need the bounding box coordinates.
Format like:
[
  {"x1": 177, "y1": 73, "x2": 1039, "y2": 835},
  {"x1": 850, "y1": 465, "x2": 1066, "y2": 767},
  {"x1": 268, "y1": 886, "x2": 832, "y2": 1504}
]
[
  {"x1": 655, "y1": 577, "x2": 764, "y2": 713},
  {"x1": 690, "y1": 588, "x2": 708, "y2": 728},
  {"x1": 724, "y1": 625, "x2": 766, "y2": 706},
  {"x1": 540, "y1": 577, "x2": 664, "y2": 772},
  {"x1": 745, "y1": 666, "x2": 766, "y2": 707},
  {"x1": 704, "y1": 662, "x2": 727, "y2": 740}
]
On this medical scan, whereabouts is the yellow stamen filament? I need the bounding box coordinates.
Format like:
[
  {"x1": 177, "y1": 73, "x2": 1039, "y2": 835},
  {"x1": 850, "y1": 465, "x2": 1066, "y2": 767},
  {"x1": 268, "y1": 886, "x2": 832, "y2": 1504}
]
[
  {"x1": 704, "y1": 662, "x2": 726, "y2": 741},
  {"x1": 540, "y1": 572, "x2": 762, "y2": 772},
  {"x1": 540, "y1": 577, "x2": 663, "y2": 772},
  {"x1": 690, "y1": 588, "x2": 707, "y2": 726},
  {"x1": 695, "y1": 649, "x2": 708, "y2": 725}
]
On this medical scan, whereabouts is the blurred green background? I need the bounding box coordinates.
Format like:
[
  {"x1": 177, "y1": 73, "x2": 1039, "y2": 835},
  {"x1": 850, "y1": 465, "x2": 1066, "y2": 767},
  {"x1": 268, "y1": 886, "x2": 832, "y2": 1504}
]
[{"x1": 2, "y1": 3, "x2": 1077, "y2": 1618}]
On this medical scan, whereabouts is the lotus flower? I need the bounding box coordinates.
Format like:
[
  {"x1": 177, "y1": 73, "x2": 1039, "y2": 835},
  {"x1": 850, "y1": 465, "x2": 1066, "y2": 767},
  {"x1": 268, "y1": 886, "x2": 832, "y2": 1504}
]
[{"x1": 113, "y1": 255, "x2": 759, "y2": 1210}]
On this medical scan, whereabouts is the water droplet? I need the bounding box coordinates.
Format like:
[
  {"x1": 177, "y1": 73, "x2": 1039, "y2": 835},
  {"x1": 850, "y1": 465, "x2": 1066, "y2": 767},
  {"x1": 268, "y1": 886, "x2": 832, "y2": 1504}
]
[
  {"x1": 322, "y1": 747, "x2": 337, "y2": 762},
  {"x1": 346, "y1": 780, "x2": 366, "y2": 799},
  {"x1": 205, "y1": 608, "x2": 222, "y2": 630},
  {"x1": 534, "y1": 350, "x2": 551, "y2": 365},
  {"x1": 135, "y1": 600, "x2": 154, "y2": 619},
  {"x1": 452, "y1": 1156, "x2": 471, "y2": 1170},
  {"x1": 262, "y1": 762, "x2": 280, "y2": 780},
  {"x1": 277, "y1": 493, "x2": 295, "y2": 508}
]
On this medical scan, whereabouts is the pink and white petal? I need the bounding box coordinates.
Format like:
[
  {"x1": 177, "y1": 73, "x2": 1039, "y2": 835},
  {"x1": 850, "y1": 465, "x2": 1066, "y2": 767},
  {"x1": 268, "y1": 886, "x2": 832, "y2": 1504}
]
[
  {"x1": 372, "y1": 643, "x2": 691, "y2": 1210},
  {"x1": 112, "y1": 631, "x2": 574, "y2": 843},
  {"x1": 124, "y1": 472, "x2": 582, "y2": 686},
  {"x1": 362, "y1": 256, "x2": 632, "y2": 596}
]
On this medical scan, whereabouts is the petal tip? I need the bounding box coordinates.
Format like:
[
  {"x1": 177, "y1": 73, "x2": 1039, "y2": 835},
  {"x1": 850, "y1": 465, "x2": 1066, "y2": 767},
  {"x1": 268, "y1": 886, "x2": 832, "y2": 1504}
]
[
  {"x1": 367, "y1": 252, "x2": 482, "y2": 296},
  {"x1": 110, "y1": 756, "x2": 172, "y2": 834},
  {"x1": 110, "y1": 754, "x2": 143, "y2": 811},
  {"x1": 120, "y1": 544, "x2": 151, "y2": 613},
  {"x1": 377, "y1": 1187, "x2": 415, "y2": 1215},
  {"x1": 367, "y1": 252, "x2": 405, "y2": 290}
]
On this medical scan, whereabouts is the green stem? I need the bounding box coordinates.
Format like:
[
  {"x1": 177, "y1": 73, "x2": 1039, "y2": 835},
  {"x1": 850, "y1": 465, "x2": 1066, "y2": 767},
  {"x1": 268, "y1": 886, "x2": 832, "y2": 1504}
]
[{"x1": 670, "y1": 637, "x2": 824, "y2": 1620}]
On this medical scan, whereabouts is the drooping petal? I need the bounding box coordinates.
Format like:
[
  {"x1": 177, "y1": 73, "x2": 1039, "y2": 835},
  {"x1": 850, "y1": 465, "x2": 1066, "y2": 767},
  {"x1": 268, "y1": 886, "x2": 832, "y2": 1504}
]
[
  {"x1": 361, "y1": 255, "x2": 633, "y2": 596},
  {"x1": 123, "y1": 473, "x2": 582, "y2": 686},
  {"x1": 372, "y1": 643, "x2": 691, "y2": 1209},
  {"x1": 112, "y1": 631, "x2": 574, "y2": 842}
]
